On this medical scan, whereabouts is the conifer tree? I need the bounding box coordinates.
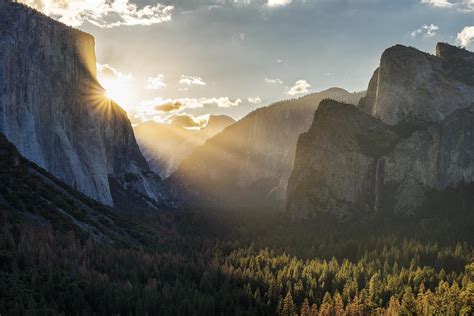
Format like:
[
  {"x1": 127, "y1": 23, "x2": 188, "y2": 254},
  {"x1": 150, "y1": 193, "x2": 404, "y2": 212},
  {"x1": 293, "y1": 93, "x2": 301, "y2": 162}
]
[{"x1": 300, "y1": 298, "x2": 311, "y2": 316}]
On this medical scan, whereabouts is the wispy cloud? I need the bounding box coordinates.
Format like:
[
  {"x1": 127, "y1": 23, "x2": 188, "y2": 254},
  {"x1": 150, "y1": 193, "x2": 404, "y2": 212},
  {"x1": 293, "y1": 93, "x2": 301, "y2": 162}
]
[
  {"x1": 19, "y1": 0, "x2": 173, "y2": 28},
  {"x1": 248, "y1": 97, "x2": 262, "y2": 104},
  {"x1": 145, "y1": 75, "x2": 166, "y2": 90},
  {"x1": 411, "y1": 24, "x2": 439, "y2": 37},
  {"x1": 420, "y1": 0, "x2": 474, "y2": 12},
  {"x1": 287, "y1": 80, "x2": 311, "y2": 96},
  {"x1": 421, "y1": 0, "x2": 454, "y2": 8},
  {"x1": 179, "y1": 75, "x2": 207, "y2": 86},
  {"x1": 456, "y1": 26, "x2": 474, "y2": 47},
  {"x1": 265, "y1": 77, "x2": 284, "y2": 84}
]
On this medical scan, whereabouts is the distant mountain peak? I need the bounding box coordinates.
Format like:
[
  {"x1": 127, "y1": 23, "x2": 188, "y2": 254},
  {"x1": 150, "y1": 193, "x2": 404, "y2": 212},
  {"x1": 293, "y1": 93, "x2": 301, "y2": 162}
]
[
  {"x1": 359, "y1": 43, "x2": 474, "y2": 125},
  {"x1": 205, "y1": 115, "x2": 236, "y2": 129}
]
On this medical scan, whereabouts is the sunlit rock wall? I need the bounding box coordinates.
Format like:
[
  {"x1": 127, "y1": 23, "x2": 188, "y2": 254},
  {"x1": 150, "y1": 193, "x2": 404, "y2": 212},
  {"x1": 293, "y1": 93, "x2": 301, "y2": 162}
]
[{"x1": 0, "y1": 1, "x2": 167, "y2": 208}]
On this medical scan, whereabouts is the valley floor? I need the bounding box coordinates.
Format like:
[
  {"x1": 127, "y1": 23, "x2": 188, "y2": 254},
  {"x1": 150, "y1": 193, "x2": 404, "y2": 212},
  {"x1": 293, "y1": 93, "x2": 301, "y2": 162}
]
[{"x1": 0, "y1": 207, "x2": 473, "y2": 315}]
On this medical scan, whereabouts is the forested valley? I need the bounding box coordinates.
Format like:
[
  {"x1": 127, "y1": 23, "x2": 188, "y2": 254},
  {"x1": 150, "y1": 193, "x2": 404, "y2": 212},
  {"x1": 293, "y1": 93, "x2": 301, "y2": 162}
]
[{"x1": 1, "y1": 206, "x2": 472, "y2": 315}]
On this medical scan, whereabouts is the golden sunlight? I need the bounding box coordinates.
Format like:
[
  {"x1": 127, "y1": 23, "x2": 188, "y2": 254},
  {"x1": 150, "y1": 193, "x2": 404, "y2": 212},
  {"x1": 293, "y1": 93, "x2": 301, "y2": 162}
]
[
  {"x1": 101, "y1": 79, "x2": 129, "y2": 105},
  {"x1": 96, "y1": 63, "x2": 137, "y2": 112}
]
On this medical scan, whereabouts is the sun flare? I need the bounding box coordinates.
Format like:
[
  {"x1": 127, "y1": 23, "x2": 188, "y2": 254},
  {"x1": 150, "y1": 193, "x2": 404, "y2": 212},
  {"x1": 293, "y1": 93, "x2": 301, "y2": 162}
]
[{"x1": 100, "y1": 79, "x2": 130, "y2": 107}]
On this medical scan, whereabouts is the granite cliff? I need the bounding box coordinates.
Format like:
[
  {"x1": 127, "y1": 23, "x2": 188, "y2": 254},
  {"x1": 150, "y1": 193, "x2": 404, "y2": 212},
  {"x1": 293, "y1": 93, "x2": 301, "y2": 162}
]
[
  {"x1": 0, "y1": 1, "x2": 169, "y2": 209},
  {"x1": 359, "y1": 43, "x2": 474, "y2": 125},
  {"x1": 287, "y1": 43, "x2": 474, "y2": 220},
  {"x1": 170, "y1": 88, "x2": 364, "y2": 209}
]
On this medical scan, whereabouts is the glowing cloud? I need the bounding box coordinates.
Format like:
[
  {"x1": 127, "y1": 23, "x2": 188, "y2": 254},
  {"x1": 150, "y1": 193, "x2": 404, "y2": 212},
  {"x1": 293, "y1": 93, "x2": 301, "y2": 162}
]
[
  {"x1": 170, "y1": 114, "x2": 207, "y2": 128},
  {"x1": 248, "y1": 97, "x2": 262, "y2": 104},
  {"x1": 145, "y1": 75, "x2": 166, "y2": 90},
  {"x1": 19, "y1": 0, "x2": 173, "y2": 28},
  {"x1": 267, "y1": 0, "x2": 292, "y2": 7},
  {"x1": 155, "y1": 101, "x2": 183, "y2": 112},
  {"x1": 287, "y1": 80, "x2": 311, "y2": 96},
  {"x1": 179, "y1": 75, "x2": 207, "y2": 86}
]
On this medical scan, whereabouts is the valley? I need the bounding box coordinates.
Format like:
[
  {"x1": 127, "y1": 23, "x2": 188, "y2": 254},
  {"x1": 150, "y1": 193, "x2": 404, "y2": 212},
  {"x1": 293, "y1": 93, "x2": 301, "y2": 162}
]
[{"x1": 0, "y1": 0, "x2": 473, "y2": 314}]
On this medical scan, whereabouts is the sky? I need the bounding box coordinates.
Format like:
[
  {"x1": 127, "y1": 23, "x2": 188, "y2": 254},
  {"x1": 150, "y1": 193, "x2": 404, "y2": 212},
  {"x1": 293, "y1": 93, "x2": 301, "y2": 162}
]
[{"x1": 20, "y1": 0, "x2": 474, "y2": 125}]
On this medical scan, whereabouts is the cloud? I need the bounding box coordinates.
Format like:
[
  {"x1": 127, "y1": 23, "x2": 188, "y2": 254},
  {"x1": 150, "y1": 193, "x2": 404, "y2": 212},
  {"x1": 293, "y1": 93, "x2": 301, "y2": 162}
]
[
  {"x1": 411, "y1": 24, "x2": 439, "y2": 38},
  {"x1": 267, "y1": 0, "x2": 292, "y2": 7},
  {"x1": 456, "y1": 26, "x2": 474, "y2": 47},
  {"x1": 170, "y1": 114, "x2": 206, "y2": 128},
  {"x1": 420, "y1": 0, "x2": 474, "y2": 12},
  {"x1": 145, "y1": 75, "x2": 166, "y2": 90},
  {"x1": 248, "y1": 97, "x2": 262, "y2": 104},
  {"x1": 204, "y1": 97, "x2": 242, "y2": 108},
  {"x1": 421, "y1": 0, "x2": 454, "y2": 8},
  {"x1": 287, "y1": 80, "x2": 311, "y2": 96},
  {"x1": 265, "y1": 77, "x2": 284, "y2": 84},
  {"x1": 97, "y1": 63, "x2": 134, "y2": 82},
  {"x1": 146, "y1": 97, "x2": 241, "y2": 109},
  {"x1": 19, "y1": 0, "x2": 173, "y2": 28},
  {"x1": 179, "y1": 75, "x2": 207, "y2": 86},
  {"x1": 155, "y1": 101, "x2": 183, "y2": 112}
]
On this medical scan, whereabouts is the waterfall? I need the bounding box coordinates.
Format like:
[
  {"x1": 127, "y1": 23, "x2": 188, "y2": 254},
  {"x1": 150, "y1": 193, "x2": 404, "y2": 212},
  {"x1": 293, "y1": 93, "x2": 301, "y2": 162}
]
[{"x1": 374, "y1": 158, "x2": 385, "y2": 212}]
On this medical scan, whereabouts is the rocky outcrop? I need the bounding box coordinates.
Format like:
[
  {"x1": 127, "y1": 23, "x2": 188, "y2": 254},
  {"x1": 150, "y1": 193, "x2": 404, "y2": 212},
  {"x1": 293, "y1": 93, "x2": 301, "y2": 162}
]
[
  {"x1": 170, "y1": 88, "x2": 365, "y2": 209},
  {"x1": 134, "y1": 115, "x2": 235, "y2": 178},
  {"x1": 359, "y1": 43, "x2": 474, "y2": 125},
  {"x1": 287, "y1": 43, "x2": 474, "y2": 220},
  {"x1": 0, "y1": 1, "x2": 168, "y2": 209},
  {"x1": 287, "y1": 100, "x2": 401, "y2": 219}
]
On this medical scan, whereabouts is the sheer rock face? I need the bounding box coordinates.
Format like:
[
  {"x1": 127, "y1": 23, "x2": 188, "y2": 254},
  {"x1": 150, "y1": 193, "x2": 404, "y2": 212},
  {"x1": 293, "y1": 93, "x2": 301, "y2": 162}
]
[
  {"x1": 287, "y1": 100, "x2": 401, "y2": 219},
  {"x1": 288, "y1": 44, "x2": 474, "y2": 219},
  {"x1": 170, "y1": 88, "x2": 365, "y2": 209},
  {"x1": 0, "y1": 1, "x2": 167, "y2": 208},
  {"x1": 359, "y1": 43, "x2": 474, "y2": 125}
]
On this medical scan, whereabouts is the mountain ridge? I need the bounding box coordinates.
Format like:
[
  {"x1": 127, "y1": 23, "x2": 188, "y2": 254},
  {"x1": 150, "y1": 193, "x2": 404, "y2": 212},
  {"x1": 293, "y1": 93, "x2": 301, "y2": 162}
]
[
  {"x1": 288, "y1": 43, "x2": 474, "y2": 220},
  {"x1": 169, "y1": 88, "x2": 365, "y2": 209}
]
